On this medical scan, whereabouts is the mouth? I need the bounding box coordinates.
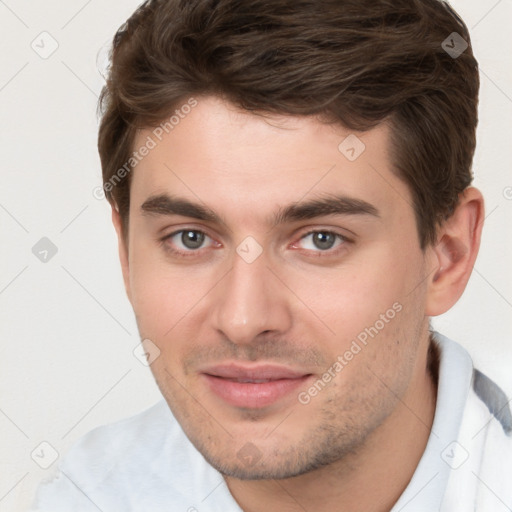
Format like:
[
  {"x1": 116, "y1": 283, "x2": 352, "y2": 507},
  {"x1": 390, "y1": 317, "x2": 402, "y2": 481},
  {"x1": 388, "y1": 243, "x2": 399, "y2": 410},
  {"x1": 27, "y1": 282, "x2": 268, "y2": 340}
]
[{"x1": 200, "y1": 363, "x2": 314, "y2": 409}]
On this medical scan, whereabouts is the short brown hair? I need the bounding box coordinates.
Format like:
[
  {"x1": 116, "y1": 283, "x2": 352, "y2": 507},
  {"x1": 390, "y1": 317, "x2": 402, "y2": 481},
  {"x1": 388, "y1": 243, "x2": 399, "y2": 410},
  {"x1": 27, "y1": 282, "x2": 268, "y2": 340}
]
[{"x1": 98, "y1": 0, "x2": 479, "y2": 248}]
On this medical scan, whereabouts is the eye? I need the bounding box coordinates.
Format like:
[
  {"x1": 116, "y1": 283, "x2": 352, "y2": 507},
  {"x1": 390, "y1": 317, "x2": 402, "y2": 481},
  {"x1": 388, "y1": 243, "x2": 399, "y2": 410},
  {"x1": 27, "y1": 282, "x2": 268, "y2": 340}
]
[
  {"x1": 293, "y1": 230, "x2": 347, "y2": 254},
  {"x1": 162, "y1": 229, "x2": 216, "y2": 255}
]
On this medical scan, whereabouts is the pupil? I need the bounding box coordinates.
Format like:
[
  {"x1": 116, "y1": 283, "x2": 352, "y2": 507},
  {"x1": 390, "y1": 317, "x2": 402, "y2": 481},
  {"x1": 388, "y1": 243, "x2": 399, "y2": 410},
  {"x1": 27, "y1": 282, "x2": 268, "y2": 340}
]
[
  {"x1": 314, "y1": 232, "x2": 334, "y2": 250},
  {"x1": 182, "y1": 231, "x2": 204, "y2": 249}
]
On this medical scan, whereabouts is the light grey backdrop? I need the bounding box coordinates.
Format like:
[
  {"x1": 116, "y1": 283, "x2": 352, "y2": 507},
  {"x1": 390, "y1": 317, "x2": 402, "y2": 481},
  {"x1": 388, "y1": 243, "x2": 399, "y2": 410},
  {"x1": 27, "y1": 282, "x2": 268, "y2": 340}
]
[{"x1": 1, "y1": 0, "x2": 511, "y2": 510}]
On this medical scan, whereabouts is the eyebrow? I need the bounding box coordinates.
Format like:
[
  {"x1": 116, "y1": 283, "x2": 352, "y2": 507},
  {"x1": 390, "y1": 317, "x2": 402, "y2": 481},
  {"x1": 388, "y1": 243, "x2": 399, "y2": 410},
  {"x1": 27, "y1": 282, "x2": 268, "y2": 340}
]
[{"x1": 140, "y1": 193, "x2": 380, "y2": 227}]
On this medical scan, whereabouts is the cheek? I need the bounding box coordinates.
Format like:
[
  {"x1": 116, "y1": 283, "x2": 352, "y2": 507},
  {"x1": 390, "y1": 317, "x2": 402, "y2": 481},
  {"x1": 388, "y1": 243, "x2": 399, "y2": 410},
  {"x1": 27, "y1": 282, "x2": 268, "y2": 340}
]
[
  {"x1": 128, "y1": 250, "x2": 183, "y2": 338},
  {"x1": 129, "y1": 260, "x2": 166, "y2": 326},
  {"x1": 288, "y1": 243, "x2": 426, "y2": 373},
  {"x1": 294, "y1": 251, "x2": 409, "y2": 334},
  {"x1": 128, "y1": 248, "x2": 217, "y2": 346}
]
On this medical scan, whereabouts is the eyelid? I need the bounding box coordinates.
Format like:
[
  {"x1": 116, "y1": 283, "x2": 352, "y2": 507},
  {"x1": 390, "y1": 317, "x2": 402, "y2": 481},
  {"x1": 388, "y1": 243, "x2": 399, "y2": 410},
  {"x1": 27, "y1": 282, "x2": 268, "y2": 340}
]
[
  {"x1": 297, "y1": 227, "x2": 352, "y2": 241},
  {"x1": 160, "y1": 228, "x2": 220, "y2": 256},
  {"x1": 161, "y1": 223, "x2": 218, "y2": 242},
  {"x1": 290, "y1": 229, "x2": 350, "y2": 252}
]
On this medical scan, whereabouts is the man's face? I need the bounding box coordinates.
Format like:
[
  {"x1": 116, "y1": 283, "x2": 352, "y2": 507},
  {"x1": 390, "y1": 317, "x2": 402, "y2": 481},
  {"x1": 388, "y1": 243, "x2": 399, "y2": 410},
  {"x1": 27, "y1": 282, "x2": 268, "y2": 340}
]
[{"x1": 122, "y1": 96, "x2": 432, "y2": 479}]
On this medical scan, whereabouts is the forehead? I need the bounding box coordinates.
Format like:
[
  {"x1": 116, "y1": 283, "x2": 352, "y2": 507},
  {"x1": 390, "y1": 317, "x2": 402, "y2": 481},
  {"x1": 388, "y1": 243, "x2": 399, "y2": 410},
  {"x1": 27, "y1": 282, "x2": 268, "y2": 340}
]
[{"x1": 129, "y1": 96, "x2": 412, "y2": 229}]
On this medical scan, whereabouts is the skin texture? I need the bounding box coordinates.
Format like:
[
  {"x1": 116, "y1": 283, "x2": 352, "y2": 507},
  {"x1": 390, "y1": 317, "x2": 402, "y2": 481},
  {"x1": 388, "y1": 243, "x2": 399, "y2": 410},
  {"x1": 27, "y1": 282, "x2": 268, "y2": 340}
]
[{"x1": 112, "y1": 96, "x2": 484, "y2": 512}]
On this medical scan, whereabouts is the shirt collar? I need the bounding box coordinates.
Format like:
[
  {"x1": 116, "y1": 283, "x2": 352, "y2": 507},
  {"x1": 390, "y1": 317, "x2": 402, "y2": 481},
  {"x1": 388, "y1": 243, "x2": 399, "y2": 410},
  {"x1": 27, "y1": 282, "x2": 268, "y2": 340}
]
[{"x1": 390, "y1": 332, "x2": 474, "y2": 511}]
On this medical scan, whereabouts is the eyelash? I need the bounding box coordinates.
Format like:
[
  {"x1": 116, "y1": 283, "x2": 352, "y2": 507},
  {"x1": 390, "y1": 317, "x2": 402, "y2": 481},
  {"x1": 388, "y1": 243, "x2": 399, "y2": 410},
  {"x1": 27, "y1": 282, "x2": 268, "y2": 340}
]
[{"x1": 160, "y1": 228, "x2": 350, "y2": 259}]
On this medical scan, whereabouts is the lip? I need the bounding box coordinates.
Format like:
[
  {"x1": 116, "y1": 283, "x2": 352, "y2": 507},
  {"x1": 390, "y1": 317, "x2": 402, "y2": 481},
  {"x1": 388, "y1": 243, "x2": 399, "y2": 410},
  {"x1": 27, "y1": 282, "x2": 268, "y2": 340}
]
[{"x1": 200, "y1": 363, "x2": 313, "y2": 408}]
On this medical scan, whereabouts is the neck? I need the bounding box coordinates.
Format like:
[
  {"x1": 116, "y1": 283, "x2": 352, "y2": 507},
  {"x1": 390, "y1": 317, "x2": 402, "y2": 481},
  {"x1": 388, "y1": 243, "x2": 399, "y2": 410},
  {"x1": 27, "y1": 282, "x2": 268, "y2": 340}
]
[{"x1": 224, "y1": 339, "x2": 439, "y2": 512}]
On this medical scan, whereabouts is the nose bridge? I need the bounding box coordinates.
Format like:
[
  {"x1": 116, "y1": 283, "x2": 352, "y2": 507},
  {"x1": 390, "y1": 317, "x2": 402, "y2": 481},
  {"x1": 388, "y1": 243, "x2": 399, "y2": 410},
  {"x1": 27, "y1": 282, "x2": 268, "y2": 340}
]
[{"x1": 212, "y1": 248, "x2": 291, "y2": 344}]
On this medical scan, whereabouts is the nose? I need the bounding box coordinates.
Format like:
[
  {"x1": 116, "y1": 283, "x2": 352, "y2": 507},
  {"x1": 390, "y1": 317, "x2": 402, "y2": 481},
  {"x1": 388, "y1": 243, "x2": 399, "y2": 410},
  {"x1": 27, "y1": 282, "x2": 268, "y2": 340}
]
[{"x1": 211, "y1": 248, "x2": 293, "y2": 346}]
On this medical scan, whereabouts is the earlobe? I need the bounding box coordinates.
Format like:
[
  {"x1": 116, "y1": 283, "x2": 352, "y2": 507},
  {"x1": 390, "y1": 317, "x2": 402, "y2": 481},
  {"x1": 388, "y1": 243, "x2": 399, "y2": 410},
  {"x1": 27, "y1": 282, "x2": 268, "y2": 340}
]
[
  {"x1": 425, "y1": 187, "x2": 484, "y2": 316},
  {"x1": 111, "y1": 206, "x2": 132, "y2": 302}
]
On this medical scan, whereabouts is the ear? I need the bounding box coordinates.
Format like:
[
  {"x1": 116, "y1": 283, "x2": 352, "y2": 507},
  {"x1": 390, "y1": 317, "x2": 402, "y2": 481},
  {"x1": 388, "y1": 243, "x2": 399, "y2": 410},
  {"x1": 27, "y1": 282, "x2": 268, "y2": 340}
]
[
  {"x1": 425, "y1": 187, "x2": 485, "y2": 316},
  {"x1": 111, "y1": 205, "x2": 132, "y2": 303}
]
